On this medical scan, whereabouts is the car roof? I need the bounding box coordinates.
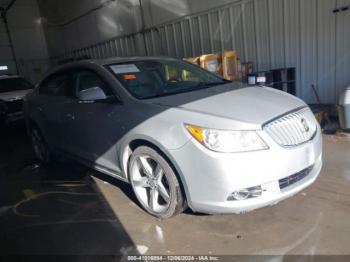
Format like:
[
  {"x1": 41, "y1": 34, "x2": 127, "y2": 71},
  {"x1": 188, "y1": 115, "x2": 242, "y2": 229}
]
[
  {"x1": 89, "y1": 56, "x2": 178, "y2": 66},
  {"x1": 54, "y1": 56, "x2": 179, "y2": 71},
  {"x1": 45, "y1": 56, "x2": 185, "y2": 80}
]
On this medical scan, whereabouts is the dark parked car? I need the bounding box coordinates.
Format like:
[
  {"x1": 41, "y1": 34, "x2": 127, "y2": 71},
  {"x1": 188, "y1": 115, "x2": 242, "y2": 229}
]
[{"x1": 0, "y1": 75, "x2": 34, "y2": 125}]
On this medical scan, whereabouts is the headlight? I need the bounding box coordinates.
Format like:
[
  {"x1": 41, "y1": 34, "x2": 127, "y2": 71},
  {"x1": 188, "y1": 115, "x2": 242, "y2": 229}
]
[{"x1": 185, "y1": 124, "x2": 269, "y2": 153}]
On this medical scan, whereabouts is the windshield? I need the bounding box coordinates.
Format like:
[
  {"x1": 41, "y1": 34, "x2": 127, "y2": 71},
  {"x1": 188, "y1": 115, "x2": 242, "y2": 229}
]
[
  {"x1": 107, "y1": 59, "x2": 228, "y2": 99},
  {"x1": 0, "y1": 77, "x2": 33, "y2": 93}
]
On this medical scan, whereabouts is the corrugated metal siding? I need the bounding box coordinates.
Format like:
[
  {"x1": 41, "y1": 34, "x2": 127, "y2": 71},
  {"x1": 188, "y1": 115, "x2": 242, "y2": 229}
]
[
  {"x1": 317, "y1": 0, "x2": 337, "y2": 103},
  {"x1": 300, "y1": 0, "x2": 317, "y2": 103},
  {"x1": 336, "y1": 0, "x2": 350, "y2": 101},
  {"x1": 53, "y1": 0, "x2": 350, "y2": 104}
]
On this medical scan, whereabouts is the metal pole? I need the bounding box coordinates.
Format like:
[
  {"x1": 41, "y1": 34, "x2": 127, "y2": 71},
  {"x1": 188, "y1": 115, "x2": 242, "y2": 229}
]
[
  {"x1": 138, "y1": 0, "x2": 148, "y2": 56},
  {"x1": 1, "y1": 0, "x2": 19, "y2": 74},
  {"x1": 2, "y1": 11, "x2": 19, "y2": 74}
]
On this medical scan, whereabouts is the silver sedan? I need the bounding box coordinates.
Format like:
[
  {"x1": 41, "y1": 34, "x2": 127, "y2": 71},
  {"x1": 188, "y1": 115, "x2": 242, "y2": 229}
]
[{"x1": 23, "y1": 57, "x2": 322, "y2": 218}]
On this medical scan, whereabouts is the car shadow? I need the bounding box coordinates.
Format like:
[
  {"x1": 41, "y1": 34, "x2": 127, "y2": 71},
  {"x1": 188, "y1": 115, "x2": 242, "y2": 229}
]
[{"x1": 0, "y1": 122, "x2": 140, "y2": 260}]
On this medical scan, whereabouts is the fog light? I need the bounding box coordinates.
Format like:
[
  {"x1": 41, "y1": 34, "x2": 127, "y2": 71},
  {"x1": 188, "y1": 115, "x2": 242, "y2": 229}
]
[
  {"x1": 231, "y1": 189, "x2": 250, "y2": 200},
  {"x1": 227, "y1": 186, "x2": 263, "y2": 201}
]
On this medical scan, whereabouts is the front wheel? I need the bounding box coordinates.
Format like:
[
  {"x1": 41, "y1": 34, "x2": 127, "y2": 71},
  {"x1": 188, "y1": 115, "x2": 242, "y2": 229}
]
[{"x1": 129, "y1": 146, "x2": 185, "y2": 219}]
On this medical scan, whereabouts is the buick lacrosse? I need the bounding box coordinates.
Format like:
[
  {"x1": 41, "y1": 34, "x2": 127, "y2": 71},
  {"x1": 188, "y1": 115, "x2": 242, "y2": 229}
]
[{"x1": 24, "y1": 57, "x2": 322, "y2": 218}]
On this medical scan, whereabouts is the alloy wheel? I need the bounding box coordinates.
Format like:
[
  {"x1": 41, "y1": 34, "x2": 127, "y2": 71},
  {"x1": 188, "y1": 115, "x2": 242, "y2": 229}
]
[{"x1": 130, "y1": 155, "x2": 171, "y2": 214}]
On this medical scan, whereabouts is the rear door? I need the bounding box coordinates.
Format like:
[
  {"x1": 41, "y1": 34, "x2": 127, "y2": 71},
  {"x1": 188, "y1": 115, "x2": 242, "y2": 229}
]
[{"x1": 33, "y1": 71, "x2": 73, "y2": 149}]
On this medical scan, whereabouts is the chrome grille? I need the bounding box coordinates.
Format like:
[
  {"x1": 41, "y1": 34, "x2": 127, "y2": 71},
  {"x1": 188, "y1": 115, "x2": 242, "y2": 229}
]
[{"x1": 264, "y1": 107, "x2": 317, "y2": 147}]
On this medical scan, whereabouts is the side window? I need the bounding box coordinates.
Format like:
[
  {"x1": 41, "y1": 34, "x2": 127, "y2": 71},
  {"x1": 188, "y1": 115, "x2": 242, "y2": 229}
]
[
  {"x1": 39, "y1": 72, "x2": 70, "y2": 96},
  {"x1": 74, "y1": 70, "x2": 113, "y2": 99}
]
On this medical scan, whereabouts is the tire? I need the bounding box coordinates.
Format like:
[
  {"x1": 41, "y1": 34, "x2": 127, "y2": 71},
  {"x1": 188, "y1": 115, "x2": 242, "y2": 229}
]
[
  {"x1": 128, "y1": 146, "x2": 185, "y2": 219},
  {"x1": 30, "y1": 126, "x2": 51, "y2": 164}
]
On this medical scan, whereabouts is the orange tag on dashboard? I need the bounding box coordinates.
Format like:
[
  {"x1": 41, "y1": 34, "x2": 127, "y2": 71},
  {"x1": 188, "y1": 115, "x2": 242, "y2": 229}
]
[{"x1": 124, "y1": 74, "x2": 136, "y2": 80}]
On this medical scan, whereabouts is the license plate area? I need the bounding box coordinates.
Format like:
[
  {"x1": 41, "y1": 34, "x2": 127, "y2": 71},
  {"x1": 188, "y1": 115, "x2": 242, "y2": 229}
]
[{"x1": 279, "y1": 165, "x2": 314, "y2": 190}]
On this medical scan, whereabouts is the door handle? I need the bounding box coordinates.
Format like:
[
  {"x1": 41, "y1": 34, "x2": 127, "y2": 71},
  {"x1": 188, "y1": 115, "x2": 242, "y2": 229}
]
[{"x1": 65, "y1": 113, "x2": 75, "y2": 120}]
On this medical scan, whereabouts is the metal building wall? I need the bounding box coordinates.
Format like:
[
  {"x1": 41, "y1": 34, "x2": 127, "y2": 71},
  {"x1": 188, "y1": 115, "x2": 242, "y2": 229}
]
[
  {"x1": 0, "y1": 0, "x2": 50, "y2": 83},
  {"x1": 52, "y1": 0, "x2": 350, "y2": 104}
]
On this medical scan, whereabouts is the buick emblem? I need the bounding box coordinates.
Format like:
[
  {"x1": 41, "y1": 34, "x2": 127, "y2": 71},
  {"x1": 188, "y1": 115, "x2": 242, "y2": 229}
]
[{"x1": 300, "y1": 118, "x2": 310, "y2": 133}]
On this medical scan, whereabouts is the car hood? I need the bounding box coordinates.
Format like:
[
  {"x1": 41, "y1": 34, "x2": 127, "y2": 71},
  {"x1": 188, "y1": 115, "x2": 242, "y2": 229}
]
[
  {"x1": 147, "y1": 83, "x2": 306, "y2": 125},
  {"x1": 0, "y1": 89, "x2": 33, "y2": 102}
]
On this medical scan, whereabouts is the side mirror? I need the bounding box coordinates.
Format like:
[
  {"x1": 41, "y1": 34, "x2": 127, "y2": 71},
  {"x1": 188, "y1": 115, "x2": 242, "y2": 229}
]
[{"x1": 78, "y1": 86, "x2": 107, "y2": 101}]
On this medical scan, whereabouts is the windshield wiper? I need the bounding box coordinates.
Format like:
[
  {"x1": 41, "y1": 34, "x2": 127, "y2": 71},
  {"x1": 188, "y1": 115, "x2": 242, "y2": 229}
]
[
  {"x1": 207, "y1": 81, "x2": 229, "y2": 86},
  {"x1": 142, "y1": 81, "x2": 231, "y2": 99},
  {"x1": 196, "y1": 81, "x2": 229, "y2": 88}
]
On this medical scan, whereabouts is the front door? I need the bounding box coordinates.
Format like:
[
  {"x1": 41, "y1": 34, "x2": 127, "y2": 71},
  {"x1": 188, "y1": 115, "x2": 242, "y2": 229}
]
[{"x1": 60, "y1": 69, "x2": 126, "y2": 173}]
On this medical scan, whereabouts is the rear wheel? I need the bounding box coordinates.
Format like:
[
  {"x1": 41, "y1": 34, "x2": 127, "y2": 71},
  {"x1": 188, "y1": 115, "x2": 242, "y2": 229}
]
[
  {"x1": 129, "y1": 146, "x2": 185, "y2": 219},
  {"x1": 31, "y1": 127, "x2": 51, "y2": 164}
]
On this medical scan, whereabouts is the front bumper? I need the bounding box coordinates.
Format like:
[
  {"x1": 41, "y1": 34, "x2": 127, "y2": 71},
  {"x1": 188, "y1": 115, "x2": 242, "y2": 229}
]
[
  {"x1": 169, "y1": 128, "x2": 322, "y2": 214},
  {"x1": 0, "y1": 99, "x2": 24, "y2": 124}
]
